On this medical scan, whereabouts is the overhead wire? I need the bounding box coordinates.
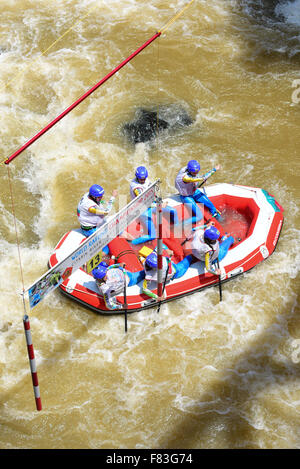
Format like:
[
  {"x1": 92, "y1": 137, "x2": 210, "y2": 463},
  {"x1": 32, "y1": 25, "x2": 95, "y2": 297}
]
[
  {"x1": 159, "y1": 0, "x2": 195, "y2": 35},
  {"x1": 1, "y1": 0, "x2": 196, "y2": 165},
  {"x1": 0, "y1": 2, "x2": 99, "y2": 95}
]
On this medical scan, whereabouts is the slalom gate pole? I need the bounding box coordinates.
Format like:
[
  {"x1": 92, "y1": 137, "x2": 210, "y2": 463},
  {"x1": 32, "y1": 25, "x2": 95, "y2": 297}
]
[
  {"x1": 157, "y1": 198, "x2": 163, "y2": 311},
  {"x1": 4, "y1": 31, "x2": 161, "y2": 165},
  {"x1": 23, "y1": 315, "x2": 42, "y2": 411}
]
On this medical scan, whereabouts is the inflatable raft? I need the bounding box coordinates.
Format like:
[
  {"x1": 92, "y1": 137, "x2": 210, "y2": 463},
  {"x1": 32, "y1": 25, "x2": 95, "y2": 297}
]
[{"x1": 48, "y1": 183, "x2": 284, "y2": 314}]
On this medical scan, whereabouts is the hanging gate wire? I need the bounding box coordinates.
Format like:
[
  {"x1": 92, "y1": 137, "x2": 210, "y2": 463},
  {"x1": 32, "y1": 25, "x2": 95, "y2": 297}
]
[
  {"x1": 6, "y1": 165, "x2": 26, "y2": 302},
  {"x1": 6, "y1": 164, "x2": 42, "y2": 411}
]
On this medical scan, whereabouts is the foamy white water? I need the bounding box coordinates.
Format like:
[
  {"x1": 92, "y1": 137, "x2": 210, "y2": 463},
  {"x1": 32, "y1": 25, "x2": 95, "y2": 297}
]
[{"x1": 276, "y1": 0, "x2": 300, "y2": 25}]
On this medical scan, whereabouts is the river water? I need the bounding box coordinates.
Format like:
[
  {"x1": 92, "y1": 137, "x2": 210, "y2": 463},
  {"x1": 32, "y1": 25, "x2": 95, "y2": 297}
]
[{"x1": 0, "y1": 0, "x2": 299, "y2": 449}]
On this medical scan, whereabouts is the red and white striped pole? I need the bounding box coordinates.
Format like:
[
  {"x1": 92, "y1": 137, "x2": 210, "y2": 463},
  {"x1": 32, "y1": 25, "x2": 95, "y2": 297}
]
[
  {"x1": 4, "y1": 31, "x2": 161, "y2": 166},
  {"x1": 23, "y1": 315, "x2": 42, "y2": 411}
]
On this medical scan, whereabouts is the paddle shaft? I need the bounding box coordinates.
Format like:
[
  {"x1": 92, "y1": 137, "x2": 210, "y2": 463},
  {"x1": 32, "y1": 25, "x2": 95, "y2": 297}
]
[
  {"x1": 216, "y1": 258, "x2": 222, "y2": 302},
  {"x1": 157, "y1": 258, "x2": 170, "y2": 314},
  {"x1": 123, "y1": 268, "x2": 128, "y2": 333}
]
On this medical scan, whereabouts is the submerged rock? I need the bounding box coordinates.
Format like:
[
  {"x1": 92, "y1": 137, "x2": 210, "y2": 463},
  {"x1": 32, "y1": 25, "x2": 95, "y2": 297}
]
[
  {"x1": 123, "y1": 104, "x2": 193, "y2": 144},
  {"x1": 239, "y1": 0, "x2": 295, "y2": 23}
]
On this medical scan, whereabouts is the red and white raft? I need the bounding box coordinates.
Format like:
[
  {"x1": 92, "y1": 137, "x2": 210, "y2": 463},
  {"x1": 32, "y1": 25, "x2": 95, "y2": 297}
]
[{"x1": 48, "y1": 183, "x2": 284, "y2": 314}]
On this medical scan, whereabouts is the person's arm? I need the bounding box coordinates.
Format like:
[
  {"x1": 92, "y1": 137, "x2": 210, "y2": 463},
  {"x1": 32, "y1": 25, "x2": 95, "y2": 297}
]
[
  {"x1": 182, "y1": 164, "x2": 221, "y2": 185},
  {"x1": 89, "y1": 190, "x2": 117, "y2": 216},
  {"x1": 182, "y1": 174, "x2": 203, "y2": 183},
  {"x1": 89, "y1": 204, "x2": 111, "y2": 216},
  {"x1": 107, "y1": 263, "x2": 125, "y2": 270},
  {"x1": 99, "y1": 282, "x2": 120, "y2": 310},
  {"x1": 133, "y1": 187, "x2": 143, "y2": 197},
  {"x1": 142, "y1": 278, "x2": 158, "y2": 299},
  {"x1": 200, "y1": 164, "x2": 221, "y2": 183},
  {"x1": 205, "y1": 252, "x2": 220, "y2": 276}
]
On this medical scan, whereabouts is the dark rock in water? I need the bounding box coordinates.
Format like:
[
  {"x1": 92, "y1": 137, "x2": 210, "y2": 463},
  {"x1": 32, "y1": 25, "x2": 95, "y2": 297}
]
[
  {"x1": 238, "y1": 0, "x2": 293, "y2": 23},
  {"x1": 124, "y1": 109, "x2": 168, "y2": 144},
  {"x1": 123, "y1": 105, "x2": 193, "y2": 144}
]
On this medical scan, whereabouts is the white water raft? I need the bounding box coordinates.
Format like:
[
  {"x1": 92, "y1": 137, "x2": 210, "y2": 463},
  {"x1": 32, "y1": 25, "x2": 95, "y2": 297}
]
[{"x1": 48, "y1": 183, "x2": 284, "y2": 314}]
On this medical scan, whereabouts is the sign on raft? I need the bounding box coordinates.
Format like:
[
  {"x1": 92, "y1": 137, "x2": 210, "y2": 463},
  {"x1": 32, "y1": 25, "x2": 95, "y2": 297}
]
[{"x1": 27, "y1": 181, "x2": 159, "y2": 308}]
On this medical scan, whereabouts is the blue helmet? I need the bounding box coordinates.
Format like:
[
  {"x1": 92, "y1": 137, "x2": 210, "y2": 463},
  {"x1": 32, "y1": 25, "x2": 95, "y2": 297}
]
[
  {"x1": 145, "y1": 252, "x2": 158, "y2": 269},
  {"x1": 92, "y1": 262, "x2": 108, "y2": 280},
  {"x1": 187, "y1": 160, "x2": 200, "y2": 174},
  {"x1": 135, "y1": 166, "x2": 148, "y2": 180},
  {"x1": 204, "y1": 226, "x2": 220, "y2": 241},
  {"x1": 89, "y1": 184, "x2": 104, "y2": 198}
]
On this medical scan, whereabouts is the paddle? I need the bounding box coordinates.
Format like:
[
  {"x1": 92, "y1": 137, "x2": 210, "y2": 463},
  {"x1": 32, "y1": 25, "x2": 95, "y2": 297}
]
[
  {"x1": 122, "y1": 264, "x2": 128, "y2": 333},
  {"x1": 198, "y1": 178, "x2": 207, "y2": 189},
  {"x1": 216, "y1": 258, "x2": 222, "y2": 302},
  {"x1": 157, "y1": 257, "x2": 170, "y2": 314}
]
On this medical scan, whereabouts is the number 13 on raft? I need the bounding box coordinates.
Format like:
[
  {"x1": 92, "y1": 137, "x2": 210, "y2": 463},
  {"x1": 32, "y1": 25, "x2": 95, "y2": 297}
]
[{"x1": 86, "y1": 251, "x2": 103, "y2": 273}]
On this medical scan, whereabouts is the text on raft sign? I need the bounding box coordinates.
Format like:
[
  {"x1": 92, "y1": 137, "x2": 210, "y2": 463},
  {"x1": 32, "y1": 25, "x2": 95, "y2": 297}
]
[{"x1": 27, "y1": 181, "x2": 159, "y2": 309}]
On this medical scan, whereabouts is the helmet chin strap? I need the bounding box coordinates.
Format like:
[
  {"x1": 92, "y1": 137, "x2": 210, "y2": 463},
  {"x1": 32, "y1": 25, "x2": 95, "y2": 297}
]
[
  {"x1": 90, "y1": 195, "x2": 101, "y2": 205},
  {"x1": 205, "y1": 237, "x2": 217, "y2": 250}
]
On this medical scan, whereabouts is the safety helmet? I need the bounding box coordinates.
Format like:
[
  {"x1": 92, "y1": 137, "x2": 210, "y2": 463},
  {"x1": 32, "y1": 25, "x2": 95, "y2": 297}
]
[
  {"x1": 135, "y1": 166, "x2": 148, "y2": 180},
  {"x1": 187, "y1": 160, "x2": 200, "y2": 174},
  {"x1": 204, "y1": 226, "x2": 220, "y2": 242},
  {"x1": 145, "y1": 252, "x2": 158, "y2": 269},
  {"x1": 92, "y1": 263, "x2": 108, "y2": 280},
  {"x1": 89, "y1": 184, "x2": 105, "y2": 198}
]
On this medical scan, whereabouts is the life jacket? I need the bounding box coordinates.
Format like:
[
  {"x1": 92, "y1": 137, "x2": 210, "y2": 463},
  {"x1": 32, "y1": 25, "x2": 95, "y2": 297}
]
[
  {"x1": 191, "y1": 233, "x2": 220, "y2": 263},
  {"x1": 175, "y1": 167, "x2": 198, "y2": 196},
  {"x1": 130, "y1": 178, "x2": 152, "y2": 200},
  {"x1": 98, "y1": 268, "x2": 125, "y2": 310},
  {"x1": 77, "y1": 193, "x2": 105, "y2": 228},
  {"x1": 138, "y1": 246, "x2": 175, "y2": 282}
]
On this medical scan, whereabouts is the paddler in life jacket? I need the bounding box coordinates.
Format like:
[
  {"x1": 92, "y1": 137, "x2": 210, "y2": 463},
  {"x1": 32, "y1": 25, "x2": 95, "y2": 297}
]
[
  {"x1": 141, "y1": 250, "x2": 194, "y2": 300},
  {"x1": 77, "y1": 184, "x2": 117, "y2": 237},
  {"x1": 130, "y1": 166, "x2": 179, "y2": 245},
  {"x1": 175, "y1": 160, "x2": 222, "y2": 224},
  {"x1": 92, "y1": 262, "x2": 145, "y2": 310},
  {"x1": 92, "y1": 248, "x2": 195, "y2": 307},
  {"x1": 191, "y1": 225, "x2": 234, "y2": 275}
]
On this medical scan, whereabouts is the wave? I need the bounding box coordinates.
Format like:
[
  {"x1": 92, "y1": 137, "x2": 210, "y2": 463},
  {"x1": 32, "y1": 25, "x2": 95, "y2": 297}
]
[{"x1": 275, "y1": 0, "x2": 300, "y2": 25}]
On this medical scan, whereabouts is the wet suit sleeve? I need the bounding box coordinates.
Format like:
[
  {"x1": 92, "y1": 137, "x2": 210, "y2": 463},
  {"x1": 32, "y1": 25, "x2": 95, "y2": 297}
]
[
  {"x1": 182, "y1": 167, "x2": 217, "y2": 184},
  {"x1": 182, "y1": 174, "x2": 204, "y2": 183}
]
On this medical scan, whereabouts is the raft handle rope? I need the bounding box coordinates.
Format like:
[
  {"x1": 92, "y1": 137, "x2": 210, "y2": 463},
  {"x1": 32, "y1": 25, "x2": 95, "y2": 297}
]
[{"x1": 114, "y1": 249, "x2": 140, "y2": 263}]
